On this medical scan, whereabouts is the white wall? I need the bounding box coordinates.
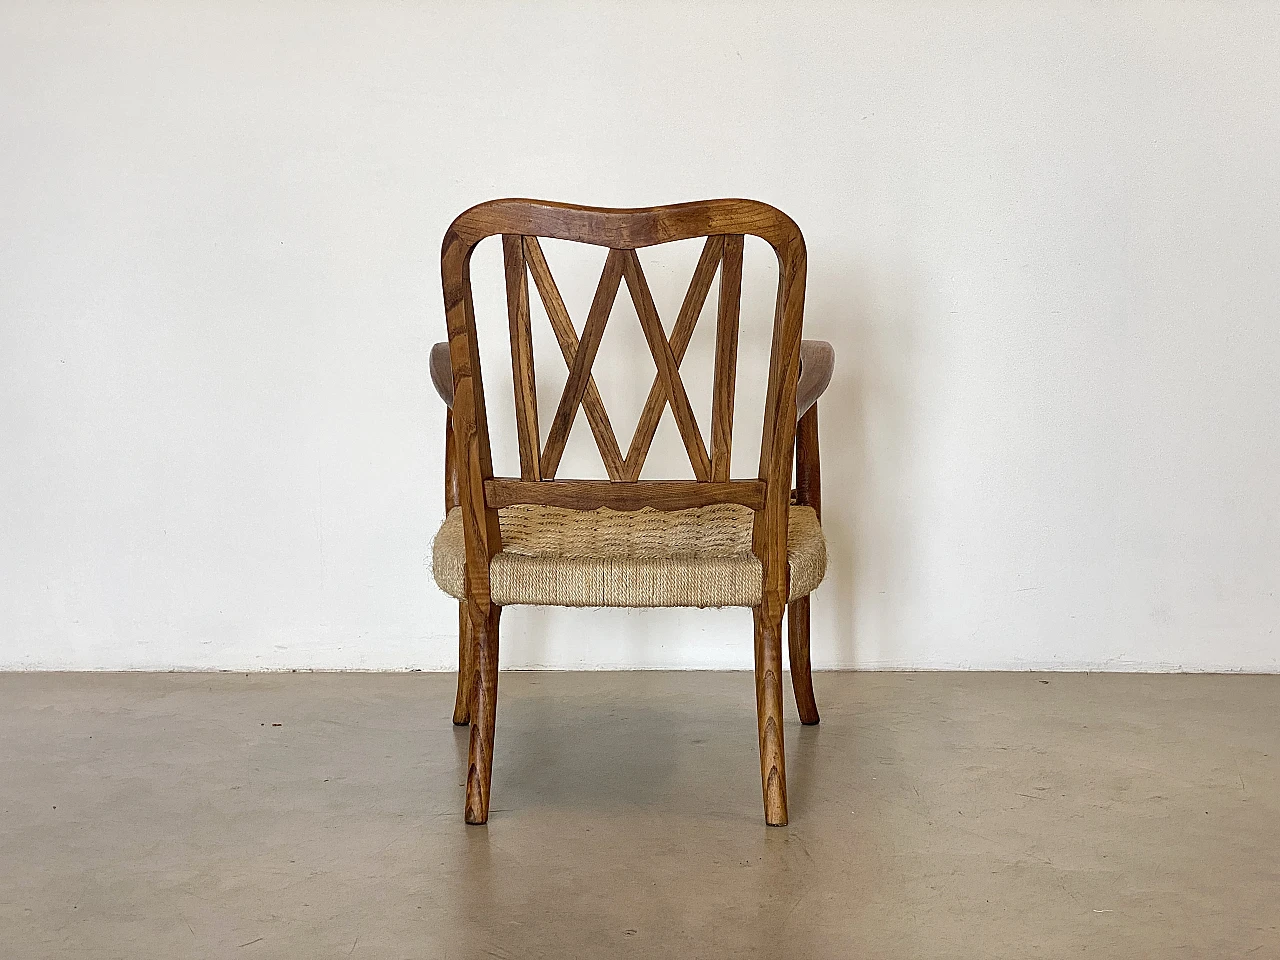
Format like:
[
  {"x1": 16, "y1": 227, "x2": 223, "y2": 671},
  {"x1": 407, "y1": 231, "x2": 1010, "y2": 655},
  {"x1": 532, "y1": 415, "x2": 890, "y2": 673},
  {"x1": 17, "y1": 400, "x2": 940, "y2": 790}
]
[{"x1": 3, "y1": 1, "x2": 1278, "y2": 671}]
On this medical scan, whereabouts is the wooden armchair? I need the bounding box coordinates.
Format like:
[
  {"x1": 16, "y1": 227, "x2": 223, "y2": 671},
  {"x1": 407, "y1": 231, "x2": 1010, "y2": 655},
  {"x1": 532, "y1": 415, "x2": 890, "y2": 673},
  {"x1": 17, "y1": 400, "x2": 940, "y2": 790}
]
[{"x1": 428, "y1": 199, "x2": 835, "y2": 825}]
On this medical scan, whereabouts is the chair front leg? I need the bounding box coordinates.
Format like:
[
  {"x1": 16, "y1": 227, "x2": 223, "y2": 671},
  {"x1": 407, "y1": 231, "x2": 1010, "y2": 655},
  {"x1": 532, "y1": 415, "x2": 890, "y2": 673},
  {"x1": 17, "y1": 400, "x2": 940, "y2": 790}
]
[
  {"x1": 753, "y1": 603, "x2": 789, "y2": 826},
  {"x1": 787, "y1": 402, "x2": 822, "y2": 725}
]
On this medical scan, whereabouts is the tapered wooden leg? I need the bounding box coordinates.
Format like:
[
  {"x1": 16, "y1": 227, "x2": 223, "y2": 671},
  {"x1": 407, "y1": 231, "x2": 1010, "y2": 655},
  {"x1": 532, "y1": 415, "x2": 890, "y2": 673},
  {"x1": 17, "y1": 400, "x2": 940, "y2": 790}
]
[
  {"x1": 753, "y1": 605, "x2": 789, "y2": 826},
  {"x1": 464, "y1": 604, "x2": 501, "y2": 824},
  {"x1": 789, "y1": 401, "x2": 822, "y2": 726},
  {"x1": 445, "y1": 411, "x2": 472, "y2": 726},
  {"x1": 451, "y1": 602, "x2": 474, "y2": 725},
  {"x1": 787, "y1": 596, "x2": 821, "y2": 725}
]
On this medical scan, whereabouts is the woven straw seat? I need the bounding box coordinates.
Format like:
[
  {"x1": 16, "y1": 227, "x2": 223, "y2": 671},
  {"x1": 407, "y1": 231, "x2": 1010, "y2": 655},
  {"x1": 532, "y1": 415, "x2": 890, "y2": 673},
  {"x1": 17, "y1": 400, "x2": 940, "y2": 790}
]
[{"x1": 433, "y1": 502, "x2": 826, "y2": 608}]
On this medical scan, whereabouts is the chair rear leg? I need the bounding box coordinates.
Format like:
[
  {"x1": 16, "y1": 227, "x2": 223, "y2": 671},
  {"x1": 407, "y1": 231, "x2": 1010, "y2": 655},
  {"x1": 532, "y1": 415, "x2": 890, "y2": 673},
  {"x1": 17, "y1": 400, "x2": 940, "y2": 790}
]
[
  {"x1": 787, "y1": 596, "x2": 821, "y2": 725},
  {"x1": 445, "y1": 411, "x2": 473, "y2": 727},
  {"x1": 753, "y1": 605, "x2": 789, "y2": 826},
  {"x1": 451, "y1": 602, "x2": 474, "y2": 725},
  {"x1": 464, "y1": 604, "x2": 501, "y2": 824}
]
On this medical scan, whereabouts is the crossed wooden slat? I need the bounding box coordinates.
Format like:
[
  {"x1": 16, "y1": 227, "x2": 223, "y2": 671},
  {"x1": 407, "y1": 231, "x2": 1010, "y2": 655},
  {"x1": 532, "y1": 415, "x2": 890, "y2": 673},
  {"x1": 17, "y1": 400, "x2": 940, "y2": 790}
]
[{"x1": 502, "y1": 234, "x2": 744, "y2": 484}]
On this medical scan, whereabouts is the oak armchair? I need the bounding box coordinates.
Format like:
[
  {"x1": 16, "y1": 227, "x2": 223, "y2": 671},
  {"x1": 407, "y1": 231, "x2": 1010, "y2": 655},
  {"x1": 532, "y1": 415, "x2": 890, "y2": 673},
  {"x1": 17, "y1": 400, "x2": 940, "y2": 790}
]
[{"x1": 428, "y1": 199, "x2": 834, "y2": 825}]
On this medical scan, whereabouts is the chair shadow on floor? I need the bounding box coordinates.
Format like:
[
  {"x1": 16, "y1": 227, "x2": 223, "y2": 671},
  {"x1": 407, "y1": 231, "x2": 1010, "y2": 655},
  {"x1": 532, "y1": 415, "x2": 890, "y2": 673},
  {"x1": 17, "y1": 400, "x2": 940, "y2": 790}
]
[{"x1": 450, "y1": 669, "x2": 826, "y2": 822}]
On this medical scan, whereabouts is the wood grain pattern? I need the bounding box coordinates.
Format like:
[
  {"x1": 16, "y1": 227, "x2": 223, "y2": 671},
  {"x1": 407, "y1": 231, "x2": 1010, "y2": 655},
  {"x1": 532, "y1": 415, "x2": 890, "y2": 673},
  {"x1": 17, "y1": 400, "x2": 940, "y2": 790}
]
[
  {"x1": 794, "y1": 403, "x2": 822, "y2": 521},
  {"x1": 464, "y1": 604, "x2": 501, "y2": 824},
  {"x1": 787, "y1": 401, "x2": 822, "y2": 725},
  {"x1": 485, "y1": 478, "x2": 765, "y2": 511},
  {"x1": 620, "y1": 249, "x2": 712, "y2": 482},
  {"x1": 430, "y1": 341, "x2": 454, "y2": 409},
  {"x1": 442, "y1": 212, "x2": 504, "y2": 779},
  {"x1": 445, "y1": 410, "x2": 473, "y2": 726},
  {"x1": 438, "y1": 198, "x2": 812, "y2": 825},
  {"x1": 786, "y1": 597, "x2": 818, "y2": 726},
  {"x1": 622, "y1": 235, "x2": 723, "y2": 480},
  {"x1": 754, "y1": 604, "x2": 789, "y2": 825},
  {"x1": 796, "y1": 339, "x2": 835, "y2": 420},
  {"x1": 452, "y1": 602, "x2": 473, "y2": 725},
  {"x1": 523, "y1": 237, "x2": 626, "y2": 480},
  {"x1": 441, "y1": 225, "x2": 503, "y2": 607},
  {"x1": 710, "y1": 234, "x2": 744, "y2": 481},
  {"x1": 539, "y1": 248, "x2": 625, "y2": 479},
  {"x1": 747, "y1": 211, "x2": 806, "y2": 826},
  {"x1": 444, "y1": 410, "x2": 459, "y2": 512},
  {"x1": 447, "y1": 198, "x2": 803, "y2": 251},
  {"x1": 503, "y1": 234, "x2": 540, "y2": 480},
  {"x1": 751, "y1": 221, "x2": 806, "y2": 636}
]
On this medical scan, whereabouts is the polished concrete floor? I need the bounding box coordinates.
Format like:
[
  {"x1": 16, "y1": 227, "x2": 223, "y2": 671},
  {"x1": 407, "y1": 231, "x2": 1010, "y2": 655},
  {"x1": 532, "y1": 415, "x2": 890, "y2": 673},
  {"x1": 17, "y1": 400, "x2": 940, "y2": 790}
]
[{"x1": 1, "y1": 671, "x2": 1277, "y2": 959}]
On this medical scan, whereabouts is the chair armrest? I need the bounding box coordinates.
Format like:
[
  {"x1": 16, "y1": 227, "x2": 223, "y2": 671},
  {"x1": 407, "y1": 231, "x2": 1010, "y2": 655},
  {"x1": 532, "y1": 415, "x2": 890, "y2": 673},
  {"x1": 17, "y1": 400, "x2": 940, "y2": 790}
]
[
  {"x1": 430, "y1": 341, "x2": 454, "y2": 409},
  {"x1": 797, "y1": 340, "x2": 835, "y2": 418}
]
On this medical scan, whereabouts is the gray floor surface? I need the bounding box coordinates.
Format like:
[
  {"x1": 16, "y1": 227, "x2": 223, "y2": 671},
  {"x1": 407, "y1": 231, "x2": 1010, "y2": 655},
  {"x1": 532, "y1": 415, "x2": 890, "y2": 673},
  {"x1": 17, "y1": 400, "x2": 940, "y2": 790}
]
[{"x1": 1, "y1": 671, "x2": 1277, "y2": 959}]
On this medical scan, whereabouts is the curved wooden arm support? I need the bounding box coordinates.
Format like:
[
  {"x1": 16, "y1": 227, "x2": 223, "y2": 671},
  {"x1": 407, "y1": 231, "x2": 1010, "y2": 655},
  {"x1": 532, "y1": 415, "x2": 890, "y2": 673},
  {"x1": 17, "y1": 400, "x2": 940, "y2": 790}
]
[
  {"x1": 796, "y1": 340, "x2": 834, "y2": 419},
  {"x1": 431, "y1": 341, "x2": 455, "y2": 409},
  {"x1": 430, "y1": 338, "x2": 833, "y2": 420}
]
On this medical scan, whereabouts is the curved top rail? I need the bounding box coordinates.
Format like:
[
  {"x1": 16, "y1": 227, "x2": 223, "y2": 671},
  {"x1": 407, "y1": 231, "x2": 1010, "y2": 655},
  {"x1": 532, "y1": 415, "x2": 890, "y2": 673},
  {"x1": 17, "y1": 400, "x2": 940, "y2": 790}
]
[{"x1": 443, "y1": 198, "x2": 804, "y2": 254}]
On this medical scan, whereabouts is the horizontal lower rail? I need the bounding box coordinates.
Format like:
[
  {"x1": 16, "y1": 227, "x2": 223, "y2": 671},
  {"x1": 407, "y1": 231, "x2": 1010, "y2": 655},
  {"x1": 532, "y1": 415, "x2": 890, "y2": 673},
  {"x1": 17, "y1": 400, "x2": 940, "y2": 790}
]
[{"x1": 484, "y1": 478, "x2": 766, "y2": 511}]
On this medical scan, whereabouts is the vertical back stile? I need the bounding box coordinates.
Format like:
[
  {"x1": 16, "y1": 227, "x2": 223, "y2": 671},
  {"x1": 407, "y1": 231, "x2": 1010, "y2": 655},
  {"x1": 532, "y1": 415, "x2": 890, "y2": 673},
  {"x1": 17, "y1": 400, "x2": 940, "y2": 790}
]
[
  {"x1": 710, "y1": 234, "x2": 744, "y2": 481},
  {"x1": 440, "y1": 229, "x2": 503, "y2": 634},
  {"x1": 753, "y1": 237, "x2": 807, "y2": 620},
  {"x1": 503, "y1": 235, "x2": 541, "y2": 480}
]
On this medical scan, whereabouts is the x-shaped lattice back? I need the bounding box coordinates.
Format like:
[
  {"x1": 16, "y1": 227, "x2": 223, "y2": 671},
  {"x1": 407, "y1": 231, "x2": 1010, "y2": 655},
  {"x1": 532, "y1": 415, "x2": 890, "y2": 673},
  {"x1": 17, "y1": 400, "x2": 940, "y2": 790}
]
[{"x1": 502, "y1": 234, "x2": 746, "y2": 483}]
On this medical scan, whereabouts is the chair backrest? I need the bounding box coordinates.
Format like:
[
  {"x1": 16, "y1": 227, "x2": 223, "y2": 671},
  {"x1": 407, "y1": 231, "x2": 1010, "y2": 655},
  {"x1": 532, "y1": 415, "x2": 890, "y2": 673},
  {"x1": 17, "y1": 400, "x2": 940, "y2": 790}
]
[{"x1": 441, "y1": 198, "x2": 807, "y2": 613}]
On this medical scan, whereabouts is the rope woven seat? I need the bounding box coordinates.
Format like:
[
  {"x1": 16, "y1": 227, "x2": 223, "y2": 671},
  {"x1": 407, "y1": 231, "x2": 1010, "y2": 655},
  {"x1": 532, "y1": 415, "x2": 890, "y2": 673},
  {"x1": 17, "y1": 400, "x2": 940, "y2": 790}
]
[{"x1": 433, "y1": 502, "x2": 826, "y2": 608}]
